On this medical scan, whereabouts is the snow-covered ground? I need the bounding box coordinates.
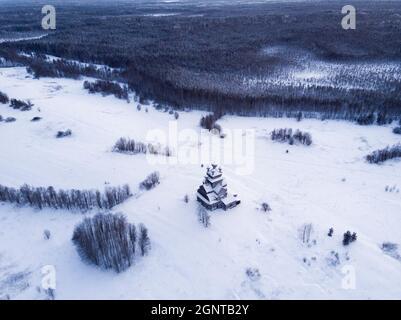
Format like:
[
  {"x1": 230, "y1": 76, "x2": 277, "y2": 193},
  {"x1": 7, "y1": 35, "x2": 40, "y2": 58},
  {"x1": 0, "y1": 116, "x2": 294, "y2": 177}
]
[
  {"x1": 0, "y1": 34, "x2": 48, "y2": 44},
  {"x1": 0, "y1": 67, "x2": 401, "y2": 300}
]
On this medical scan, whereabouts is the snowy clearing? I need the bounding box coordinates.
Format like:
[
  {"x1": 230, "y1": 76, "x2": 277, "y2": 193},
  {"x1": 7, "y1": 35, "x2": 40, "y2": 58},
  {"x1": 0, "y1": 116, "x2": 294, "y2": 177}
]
[{"x1": 0, "y1": 67, "x2": 401, "y2": 299}]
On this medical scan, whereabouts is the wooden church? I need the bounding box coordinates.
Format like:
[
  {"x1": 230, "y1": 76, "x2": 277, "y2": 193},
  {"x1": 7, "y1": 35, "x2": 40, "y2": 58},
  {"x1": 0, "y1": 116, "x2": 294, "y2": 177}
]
[{"x1": 197, "y1": 164, "x2": 241, "y2": 211}]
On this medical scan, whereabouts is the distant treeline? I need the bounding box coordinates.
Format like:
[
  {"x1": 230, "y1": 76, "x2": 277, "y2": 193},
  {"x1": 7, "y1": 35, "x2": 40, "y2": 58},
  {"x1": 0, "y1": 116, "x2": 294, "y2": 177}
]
[
  {"x1": 0, "y1": 184, "x2": 132, "y2": 211},
  {"x1": 0, "y1": 48, "x2": 119, "y2": 81},
  {"x1": 1, "y1": 1, "x2": 401, "y2": 123}
]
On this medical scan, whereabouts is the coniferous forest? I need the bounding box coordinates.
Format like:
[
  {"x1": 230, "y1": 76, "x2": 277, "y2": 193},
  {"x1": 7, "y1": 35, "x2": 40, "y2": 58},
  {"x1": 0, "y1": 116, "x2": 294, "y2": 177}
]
[{"x1": 0, "y1": 0, "x2": 400, "y2": 123}]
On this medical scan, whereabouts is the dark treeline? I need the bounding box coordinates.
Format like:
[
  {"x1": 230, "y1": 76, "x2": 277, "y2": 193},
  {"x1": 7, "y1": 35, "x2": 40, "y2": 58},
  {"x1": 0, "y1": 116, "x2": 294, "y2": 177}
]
[
  {"x1": 271, "y1": 128, "x2": 312, "y2": 146},
  {"x1": 0, "y1": 91, "x2": 33, "y2": 111},
  {"x1": 0, "y1": 183, "x2": 132, "y2": 211},
  {"x1": 113, "y1": 137, "x2": 172, "y2": 156},
  {"x1": 1, "y1": 2, "x2": 401, "y2": 122},
  {"x1": 72, "y1": 213, "x2": 150, "y2": 273},
  {"x1": 366, "y1": 144, "x2": 401, "y2": 164},
  {"x1": 0, "y1": 48, "x2": 120, "y2": 81},
  {"x1": 83, "y1": 80, "x2": 129, "y2": 100}
]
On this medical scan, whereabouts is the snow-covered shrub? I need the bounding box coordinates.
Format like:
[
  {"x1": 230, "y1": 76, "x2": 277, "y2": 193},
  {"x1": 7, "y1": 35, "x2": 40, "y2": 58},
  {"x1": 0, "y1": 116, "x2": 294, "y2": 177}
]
[
  {"x1": 4, "y1": 117, "x2": 16, "y2": 123},
  {"x1": 138, "y1": 223, "x2": 151, "y2": 256},
  {"x1": 56, "y1": 129, "x2": 72, "y2": 138},
  {"x1": 381, "y1": 242, "x2": 398, "y2": 253},
  {"x1": 385, "y1": 185, "x2": 399, "y2": 193},
  {"x1": 366, "y1": 144, "x2": 401, "y2": 164},
  {"x1": 261, "y1": 202, "x2": 272, "y2": 213},
  {"x1": 381, "y1": 242, "x2": 401, "y2": 261},
  {"x1": 0, "y1": 91, "x2": 9, "y2": 104},
  {"x1": 0, "y1": 183, "x2": 131, "y2": 211},
  {"x1": 271, "y1": 128, "x2": 312, "y2": 146},
  {"x1": 83, "y1": 80, "x2": 129, "y2": 100},
  {"x1": 139, "y1": 172, "x2": 160, "y2": 190},
  {"x1": 197, "y1": 204, "x2": 211, "y2": 228},
  {"x1": 245, "y1": 268, "x2": 261, "y2": 281},
  {"x1": 43, "y1": 229, "x2": 51, "y2": 240},
  {"x1": 393, "y1": 127, "x2": 401, "y2": 135},
  {"x1": 10, "y1": 99, "x2": 33, "y2": 111},
  {"x1": 72, "y1": 213, "x2": 143, "y2": 272},
  {"x1": 343, "y1": 231, "x2": 357, "y2": 246}
]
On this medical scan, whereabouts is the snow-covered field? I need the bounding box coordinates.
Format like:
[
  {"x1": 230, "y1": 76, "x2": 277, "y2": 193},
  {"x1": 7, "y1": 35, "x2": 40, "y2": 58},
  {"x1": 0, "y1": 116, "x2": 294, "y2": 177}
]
[{"x1": 0, "y1": 67, "x2": 401, "y2": 300}]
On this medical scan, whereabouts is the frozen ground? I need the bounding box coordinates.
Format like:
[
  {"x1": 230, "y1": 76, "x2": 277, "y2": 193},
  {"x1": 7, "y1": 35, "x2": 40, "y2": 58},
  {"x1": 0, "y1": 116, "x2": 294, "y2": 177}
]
[{"x1": 0, "y1": 67, "x2": 401, "y2": 299}]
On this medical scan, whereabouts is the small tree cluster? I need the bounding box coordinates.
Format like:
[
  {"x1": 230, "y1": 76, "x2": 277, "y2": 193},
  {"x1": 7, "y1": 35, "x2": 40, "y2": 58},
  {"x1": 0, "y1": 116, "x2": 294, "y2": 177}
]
[
  {"x1": 200, "y1": 112, "x2": 222, "y2": 131},
  {"x1": 139, "y1": 172, "x2": 160, "y2": 191},
  {"x1": 83, "y1": 80, "x2": 129, "y2": 100},
  {"x1": 56, "y1": 129, "x2": 72, "y2": 138},
  {"x1": 0, "y1": 91, "x2": 9, "y2": 104},
  {"x1": 343, "y1": 231, "x2": 357, "y2": 246},
  {"x1": 366, "y1": 144, "x2": 401, "y2": 164},
  {"x1": 113, "y1": 137, "x2": 172, "y2": 156},
  {"x1": 271, "y1": 128, "x2": 312, "y2": 146},
  {"x1": 0, "y1": 183, "x2": 131, "y2": 211},
  {"x1": 393, "y1": 127, "x2": 401, "y2": 135},
  {"x1": 357, "y1": 113, "x2": 375, "y2": 125},
  {"x1": 72, "y1": 213, "x2": 150, "y2": 272},
  {"x1": 10, "y1": 99, "x2": 33, "y2": 111},
  {"x1": 197, "y1": 205, "x2": 211, "y2": 228}
]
